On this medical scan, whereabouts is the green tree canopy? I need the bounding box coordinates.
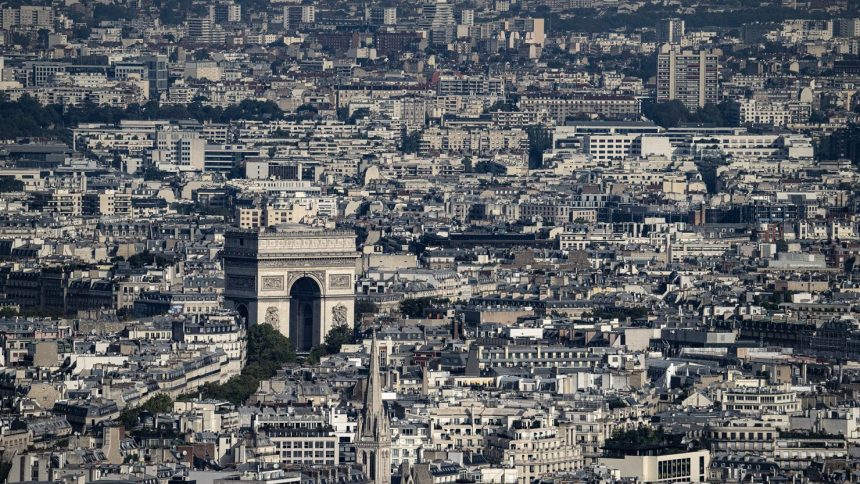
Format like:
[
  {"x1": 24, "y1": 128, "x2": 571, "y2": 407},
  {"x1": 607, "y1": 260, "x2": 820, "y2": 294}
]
[
  {"x1": 399, "y1": 297, "x2": 449, "y2": 318},
  {"x1": 307, "y1": 324, "x2": 356, "y2": 364},
  {"x1": 181, "y1": 324, "x2": 296, "y2": 405},
  {"x1": 355, "y1": 300, "x2": 378, "y2": 320},
  {"x1": 246, "y1": 322, "x2": 297, "y2": 376},
  {"x1": 0, "y1": 96, "x2": 285, "y2": 141},
  {"x1": 118, "y1": 393, "x2": 173, "y2": 429},
  {"x1": 643, "y1": 101, "x2": 733, "y2": 128},
  {"x1": 400, "y1": 130, "x2": 422, "y2": 153},
  {"x1": 0, "y1": 177, "x2": 24, "y2": 193},
  {"x1": 606, "y1": 427, "x2": 667, "y2": 448}
]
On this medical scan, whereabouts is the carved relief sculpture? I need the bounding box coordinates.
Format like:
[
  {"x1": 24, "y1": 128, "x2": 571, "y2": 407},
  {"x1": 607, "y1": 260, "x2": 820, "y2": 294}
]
[
  {"x1": 262, "y1": 275, "x2": 284, "y2": 291},
  {"x1": 329, "y1": 273, "x2": 352, "y2": 289},
  {"x1": 265, "y1": 307, "x2": 280, "y2": 326},
  {"x1": 332, "y1": 304, "x2": 348, "y2": 327}
]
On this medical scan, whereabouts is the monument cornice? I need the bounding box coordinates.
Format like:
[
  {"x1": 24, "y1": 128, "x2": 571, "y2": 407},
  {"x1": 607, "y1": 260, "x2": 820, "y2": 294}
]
[{"x1": 224, "y1": 251, "x2": 360, "y2": 259}]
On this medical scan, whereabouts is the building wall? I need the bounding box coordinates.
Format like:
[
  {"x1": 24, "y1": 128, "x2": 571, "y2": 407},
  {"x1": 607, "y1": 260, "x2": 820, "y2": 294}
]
[{"x1": 600, "y1": 450, "x2": 710, "y2": 483}]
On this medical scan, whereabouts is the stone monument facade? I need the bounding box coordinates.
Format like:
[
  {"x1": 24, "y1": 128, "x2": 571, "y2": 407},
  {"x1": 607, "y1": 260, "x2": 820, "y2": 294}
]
[{"x1": 223, "y1": 226, "x2": 358, "y2": 351}]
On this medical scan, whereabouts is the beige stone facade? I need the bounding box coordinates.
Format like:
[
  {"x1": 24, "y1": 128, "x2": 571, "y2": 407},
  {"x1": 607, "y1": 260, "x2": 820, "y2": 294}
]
[{"x1": 223, "y1": 227, "x2": 357, "y2": 351}]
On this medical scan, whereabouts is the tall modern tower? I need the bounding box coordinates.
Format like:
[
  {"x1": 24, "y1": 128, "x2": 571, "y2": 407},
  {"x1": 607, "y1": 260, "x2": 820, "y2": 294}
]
[
  {"x1": 657, "y1": 45, "x2": 719, "y2": 110},
  {"x1": 355, "y1": 334, "x2": 391, "y2": 484},
  {"x1": 657, "y1": 18, "x2": 685, "y2": 44},
  {"x1": 420, "y1": 0, "x2": 455, "y2": 46},
  {"x1": 368, "y1": 6, "x2": 396, "y2": 26}
]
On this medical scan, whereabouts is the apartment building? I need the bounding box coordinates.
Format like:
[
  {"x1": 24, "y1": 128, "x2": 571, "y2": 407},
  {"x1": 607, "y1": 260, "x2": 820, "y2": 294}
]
[
  {"x1": 428, "y1": 404, "x2": 522, "y2": 453},
  {"x1": 266, "y1": 428, "x2": 338, "y2": 466},
  {"x1": 657, "y1": 18, "x2": 685, "y2": 44},
  {"x1": 83, "y1": 190, "x2": 133, "y2": 217},
  {"x1": 731, "y1": 98, "x2": 812, "y2": 126},
  {"x1": 657, "y1": 45, "x2": 720, "y2": 109},
  {"x1": 716, "y1": 380, "x2": 801, "y2": 415},
  {"x1": 437, "y1": 75, "x2": 504, "y2": 97},
  {"x1": 601, "y1": 449, "x2": 710, "y2": 483},
  {"x1": 708, "y1": 418, "x2": 778, "y2": 455},
  {"x1": 519, "y1": 95, "x2": 640, "y2": 123},
  {"x1": 485, "y1": 414, "x2": 583, "y2": 484}
]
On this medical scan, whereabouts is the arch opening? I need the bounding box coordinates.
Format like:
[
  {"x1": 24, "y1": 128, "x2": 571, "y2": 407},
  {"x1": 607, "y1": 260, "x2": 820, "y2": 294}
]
[
  {"x1": 289, "y1": 276, "x2": 321, "y2": 351},
  {"x1": 236, "y1": 304, "x2": 249, "y2": 327}
]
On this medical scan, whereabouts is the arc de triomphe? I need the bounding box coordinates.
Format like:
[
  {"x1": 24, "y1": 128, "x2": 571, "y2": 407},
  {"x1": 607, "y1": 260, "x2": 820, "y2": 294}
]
[{"x1": 223, "y1": 226, "x2": 358, "y2": 351}]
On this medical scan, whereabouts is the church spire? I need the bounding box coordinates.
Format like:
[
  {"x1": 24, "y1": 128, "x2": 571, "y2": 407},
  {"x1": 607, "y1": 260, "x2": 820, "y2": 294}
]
[
  {"x1": 356, "y1": 331, "x2": 391, "y2": 484},
  {"x1": 361, "y1": 331, "x2": 389, "y2": 440}
]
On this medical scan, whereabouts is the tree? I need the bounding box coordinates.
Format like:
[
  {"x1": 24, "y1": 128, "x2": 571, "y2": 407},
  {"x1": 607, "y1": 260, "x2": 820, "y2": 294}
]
[
  {"x1": 0, "y1": 95, "x2": 63, "y2": 140},
  {"x1": 0, "y1": 97, "x2": 285, "y2": 142},
  {"x1": 587, "y1": 306, "x2": 649, "y2": 321},
  {"x1": 474, "y1": 160, "x2": 501, "y2": 174},
  {"x1": 306, "y1": 346, "x2": 327, "y2": 365},
  {"x1": 628, "y1": 53, "x2": 658, "y2": 82},
  {"x1": 188, "y1": 375, "x2": 260, "y2": 405},
  {"x1": 809, "y1": 110, "x2": 828, "y2": 124},
  {"x1": 643, "y1": 101, "x2": 732, "y2": 128},
  {"x1": 93, "y1": 4, "x2": 132, "y2": 22},
  {"x1": 118, "y1": 393, "x2": 173, "y2": 429},
  {"x1": 246, "y1": 323, "x2": 297, "y2": 373},
  {"x1": 10, "y1": 32, "x2": 32, "y2": 49},
  {"x1": 399, "y1": 297, "x2": 449, "y2": 318},
  {"x1": 354, "y1": 299, "x2": 378, "y2": 321},
  {"x1": 643, "y1": 100, "x2": 690, "y2": 128},
  {"x1": 400, "y1": 130, "x2": 422, "y2": 153},
  {"x1": 0, "y1": 461, "x2": 11, "y2": 483},
  {"x1": 408, "y1": 239, "x2": 427, "y2": 256},
  {"x1": 306, "y1": 324, "x2": 356, "y2": 364},
  {"x1": 400, "y1": 131, "x2": 421, "y2": 153},
  {"x1": 295, "y1": 104, "x2": 318, "y2": 121},
  {"x1": 324, "y1": 324, "x2": 353, "y2": 354},
  {"x1": 0, "y1": 177, "x2": 24, "y2": 193},
  {"x1": 695, "y1": 158, "x2": 727, "y2": 194},
  {"x1": 400, "y1": 298, "x2": 427, "y2": 318},
  {"x1": 127, "y1": 250, "x2": 175, "y2": 268},
  {"x1": 72, "y1": 24, "x2": 91, "y2": 40},
  {"x1": 182, "y1": 324, "x2": 297, "y2": 405},
  {"x1": 189, "y1": 49, "x2": 210, "y2": 61},
  {"x1": 690, "y1": 103, "x2": 725, "y2": 125},
  {"x1": 605, "y1": 427, "x2": 666, "y2": 448},
  {"x1": 348, "y1": 108, "x2": 371, "y2": 124},
  {"x1": 486, "y1": 100, "x2": 507, "y2": 112},
  {"x1": 144, "y1": 393, "x2": 173, "y2": 413},
  {"x1": 37, "y1": 29, "x2": 49, "y2": 49},
  {"x1": 547, "y1": 5, "x2": 827, "y2": 34},
  {"x1": 142, "y1": 166, "x2": 172, "y2": 181}
]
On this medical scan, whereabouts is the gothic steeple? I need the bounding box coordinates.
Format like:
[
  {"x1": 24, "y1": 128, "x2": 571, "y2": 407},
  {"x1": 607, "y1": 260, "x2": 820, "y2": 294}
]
[
  {"x1": 355, "y1": 332, "x2": 391, "y2": 484},
  {"x1": 361, "y1": 331, "x2": 389, "y2": 440}
]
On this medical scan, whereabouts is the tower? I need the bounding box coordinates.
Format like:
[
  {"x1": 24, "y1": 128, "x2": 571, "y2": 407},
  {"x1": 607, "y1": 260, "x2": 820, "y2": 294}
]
[
  {"x1": 657, "y1": 45, "x2": 719, "y2": 110},
  {"x1": 420, "y1": 0, "x2": 454, "y2": 46},
  {"x1": 656, "y1": 18, "x2": 685, "y2": 44},
  {"x1": 355, "y1": 334, "x2": 391, "y2": 484}
]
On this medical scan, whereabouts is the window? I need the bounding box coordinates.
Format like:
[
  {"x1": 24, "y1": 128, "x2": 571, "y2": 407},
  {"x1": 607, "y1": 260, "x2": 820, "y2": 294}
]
[{"x1": 658, "y1": 458, "x2": 691, "y2": 480}]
